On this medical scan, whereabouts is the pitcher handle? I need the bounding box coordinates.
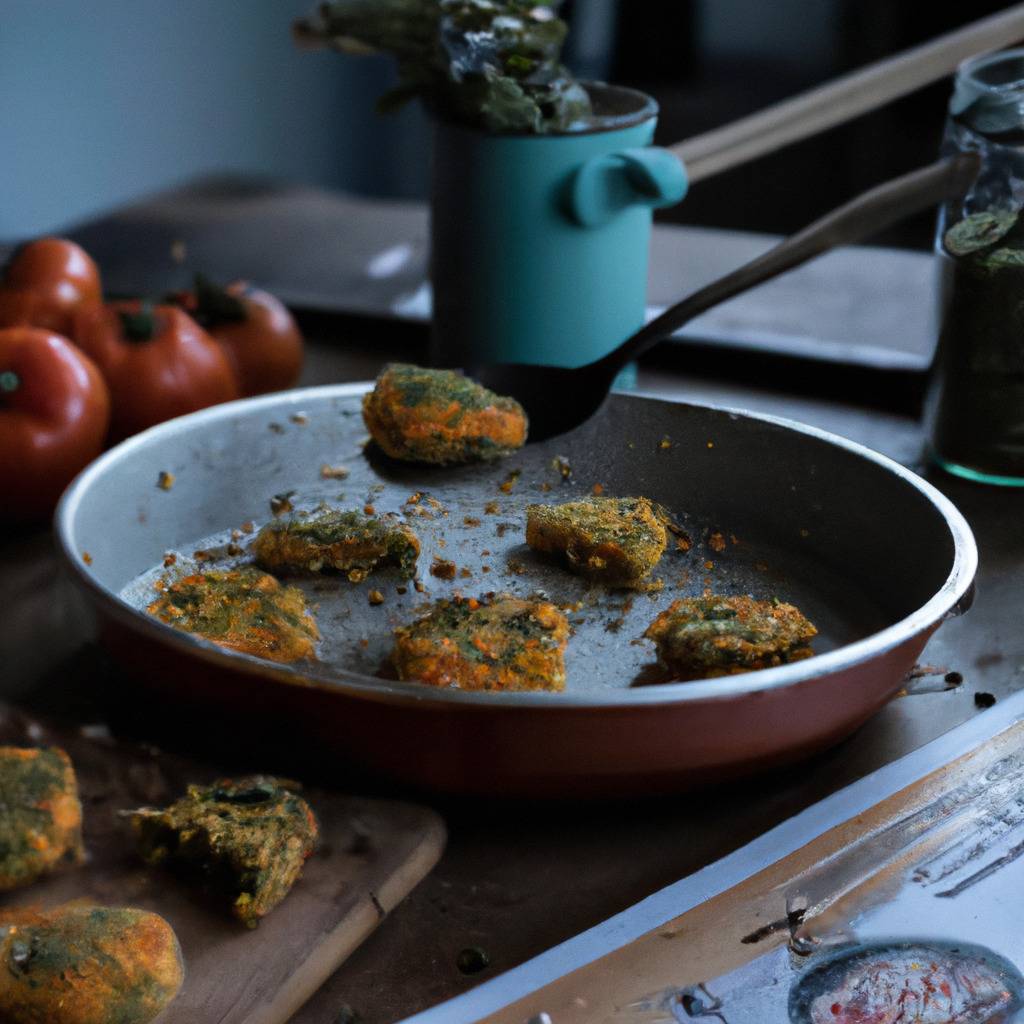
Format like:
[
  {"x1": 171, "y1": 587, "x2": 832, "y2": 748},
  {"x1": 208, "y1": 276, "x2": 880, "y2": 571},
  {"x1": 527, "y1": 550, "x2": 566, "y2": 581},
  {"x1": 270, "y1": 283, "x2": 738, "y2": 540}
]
[{"x1": 568, "y1": 147, "x2": 688, "y2": 228}]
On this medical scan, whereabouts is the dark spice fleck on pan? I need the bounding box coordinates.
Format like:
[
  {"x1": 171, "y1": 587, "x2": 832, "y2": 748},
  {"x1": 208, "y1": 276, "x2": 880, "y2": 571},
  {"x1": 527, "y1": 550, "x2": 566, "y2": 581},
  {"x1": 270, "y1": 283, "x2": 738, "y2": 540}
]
[
  {"x1": 270, "y1": 491, "x2": 296, "y2": 516},
  {"x1": 430, "y1": 558, "x2": 457, "y2": 581},
  {"x1": 975, "y1": 691, "x2": 997, "y2": 708},
  {"x1": 456, "y1": 947, "x2": 491, "y2": 974}
]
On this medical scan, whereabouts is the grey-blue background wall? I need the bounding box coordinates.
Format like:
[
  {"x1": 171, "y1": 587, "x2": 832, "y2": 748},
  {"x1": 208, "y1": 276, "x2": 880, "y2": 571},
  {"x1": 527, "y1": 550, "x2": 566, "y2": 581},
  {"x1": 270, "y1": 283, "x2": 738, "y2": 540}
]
[
  {"x1": 0, "y1": 0, "x2": 430, "y2": 238},
  {"x1": 2, "y1": 1, "x2": 992, "y2": 245}
]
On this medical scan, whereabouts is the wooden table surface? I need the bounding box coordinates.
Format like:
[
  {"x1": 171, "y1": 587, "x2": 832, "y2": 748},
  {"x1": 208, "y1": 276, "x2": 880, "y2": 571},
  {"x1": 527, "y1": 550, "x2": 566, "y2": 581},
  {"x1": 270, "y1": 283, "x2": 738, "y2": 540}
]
[{"x1": 3, "y1": 209, "x2": 1022, "y2": 1023}]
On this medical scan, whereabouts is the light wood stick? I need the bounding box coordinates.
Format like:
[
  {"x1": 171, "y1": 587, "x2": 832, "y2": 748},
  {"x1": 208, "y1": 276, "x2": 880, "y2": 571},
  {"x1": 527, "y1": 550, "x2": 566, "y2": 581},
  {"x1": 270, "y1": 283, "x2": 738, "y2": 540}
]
[{"x1": 672, "y1": 5, "x2": 1024, "y2": 184}]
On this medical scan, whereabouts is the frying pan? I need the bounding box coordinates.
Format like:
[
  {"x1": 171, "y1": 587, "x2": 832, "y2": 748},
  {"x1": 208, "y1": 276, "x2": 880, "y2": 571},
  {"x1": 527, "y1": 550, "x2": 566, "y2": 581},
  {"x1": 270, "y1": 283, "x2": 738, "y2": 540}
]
[{"x1": 55, "y1": 384, "x2": 975, "y2": 797}]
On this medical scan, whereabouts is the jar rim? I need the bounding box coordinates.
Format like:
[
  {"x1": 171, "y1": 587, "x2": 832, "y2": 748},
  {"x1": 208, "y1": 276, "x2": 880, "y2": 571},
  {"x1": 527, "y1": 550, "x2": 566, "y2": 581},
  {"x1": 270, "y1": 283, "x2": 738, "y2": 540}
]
[{"x1": 958, "y1": 47, "x2": 1024, "y2": 95}]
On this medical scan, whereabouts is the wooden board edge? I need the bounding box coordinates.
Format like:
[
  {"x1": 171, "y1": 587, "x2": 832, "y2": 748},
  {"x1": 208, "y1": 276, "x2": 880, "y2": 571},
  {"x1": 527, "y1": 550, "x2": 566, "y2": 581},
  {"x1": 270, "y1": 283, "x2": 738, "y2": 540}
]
[{"x1": 247, "y1": 807, "x2": 447, "y2": 1024}]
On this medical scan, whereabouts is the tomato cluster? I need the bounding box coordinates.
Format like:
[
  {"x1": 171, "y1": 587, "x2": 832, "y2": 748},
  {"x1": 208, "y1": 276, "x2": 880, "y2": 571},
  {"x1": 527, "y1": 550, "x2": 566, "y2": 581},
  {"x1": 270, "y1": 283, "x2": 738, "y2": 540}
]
[{"x1": 0, "y1": 238, "x2": 305, "y2": 521}]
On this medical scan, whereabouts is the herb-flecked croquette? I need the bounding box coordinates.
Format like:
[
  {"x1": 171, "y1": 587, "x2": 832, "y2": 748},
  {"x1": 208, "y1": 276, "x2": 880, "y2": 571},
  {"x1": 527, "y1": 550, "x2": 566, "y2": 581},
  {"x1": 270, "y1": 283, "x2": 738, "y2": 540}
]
[
  {"x1": 147, "y1": 567, "x2": 319, "y2": 663},
  {"x1": 127, "y1": 776, "x2": 318, "y2": 929},
  {"x1": 0, "y1": 903, "x2": 183, "y2": 1024},
  {"x1": 0, "y1": 746, "x2": 83, "y2": 891},
  {"x1": 253, "y1": 508, "x2": 419, "y2": 580},
  {"x1": 526, "y1": 496, "x2": 669, "y2": 586},
  {"x1": 391, "y1": 594, "x2": 569, "y2": 691},
  {"x1": 362, "y1": 363, "x2": 528, "y2": 464},
  {"x1": 644, "y1": 595, "x2": 817, "y2": 680}
]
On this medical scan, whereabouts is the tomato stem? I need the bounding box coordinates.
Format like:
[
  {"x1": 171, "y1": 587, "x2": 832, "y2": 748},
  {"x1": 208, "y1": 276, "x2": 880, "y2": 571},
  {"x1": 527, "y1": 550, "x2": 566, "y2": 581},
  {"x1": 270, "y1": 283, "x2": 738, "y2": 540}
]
[
  {"x1": 119, "y1": 302, "x2": 156, "y2": 342},
  {"x1": 0, "y1": 370, "x2": 19, "y2": 396},
  {"x1": 194, "y1": 273, "x2": 247, "y2": 327}
]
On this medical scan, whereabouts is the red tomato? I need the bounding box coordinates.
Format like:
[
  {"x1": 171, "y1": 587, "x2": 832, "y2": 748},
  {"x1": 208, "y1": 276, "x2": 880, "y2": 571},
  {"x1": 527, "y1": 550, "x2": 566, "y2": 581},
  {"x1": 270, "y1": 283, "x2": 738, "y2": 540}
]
[
  {"x1": 0, "y1": 328, "x2": 111, "y2": 521},
  {"x1": 72, "y1": 301, "x2": 238, "y2": 438},
  {"x1": 0, "y1": 239, "x2": 102, "y2": 336},
  {"x1": 186, "y1": 277, "x2": 304, "y2": 397}
]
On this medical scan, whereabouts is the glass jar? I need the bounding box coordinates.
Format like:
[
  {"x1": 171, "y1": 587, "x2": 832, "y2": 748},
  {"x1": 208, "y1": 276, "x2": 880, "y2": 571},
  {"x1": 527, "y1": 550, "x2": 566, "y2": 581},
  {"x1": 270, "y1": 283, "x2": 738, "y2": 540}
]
[{"x1": 927, "y1": 49, "x2": 1024, "y2": 485}]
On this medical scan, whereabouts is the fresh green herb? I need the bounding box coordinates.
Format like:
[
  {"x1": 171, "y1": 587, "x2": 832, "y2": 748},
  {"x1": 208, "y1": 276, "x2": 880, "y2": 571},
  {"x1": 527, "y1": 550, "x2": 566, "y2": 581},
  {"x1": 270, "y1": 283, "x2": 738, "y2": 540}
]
[
  {"x1": 943, "y1": 209, "x2": 1018, "y2": 257},
  {"x1": 294, "y1": 0, "x2": 591, "y2": 134}
]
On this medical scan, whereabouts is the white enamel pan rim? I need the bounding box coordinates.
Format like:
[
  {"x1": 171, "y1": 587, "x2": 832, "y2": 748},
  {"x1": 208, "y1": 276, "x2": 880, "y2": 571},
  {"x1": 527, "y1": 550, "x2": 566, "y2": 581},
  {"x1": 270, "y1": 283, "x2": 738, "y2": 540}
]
[{"x1": 56, "y1": 382, "x2": 978, "y2": 710}]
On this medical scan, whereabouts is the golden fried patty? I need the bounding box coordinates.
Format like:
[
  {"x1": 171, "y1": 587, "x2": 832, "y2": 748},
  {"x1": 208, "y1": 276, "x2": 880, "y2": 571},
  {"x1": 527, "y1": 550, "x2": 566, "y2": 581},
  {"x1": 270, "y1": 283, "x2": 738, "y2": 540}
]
[
  {"x1": 362, "y1": 363, "x2": 527, "y2": 464},
  {"x1": 644, "y1": 595, "x2": 817, "y2": 680},
  {"x1": 0, "y1": 903, "x2": 183, "y2": 1024},
  {"x1": 0, "y1": 746, "x2": 83, "y2": 891},
  {"x1": 128, "y1": 776, "x2": 318, "y2": 929},
  {"x1": 253, "y1": 508, "x2": 419, "y2": 581},
  {"x1": 392, "y1": 594, "x2": 569, "y2": 691},
  {"x1": 147, "y1": 567, "x2": 319, "y2": 663},
  {"x1": 526, "y1": 496, "x2": 668, "y2": 586}
]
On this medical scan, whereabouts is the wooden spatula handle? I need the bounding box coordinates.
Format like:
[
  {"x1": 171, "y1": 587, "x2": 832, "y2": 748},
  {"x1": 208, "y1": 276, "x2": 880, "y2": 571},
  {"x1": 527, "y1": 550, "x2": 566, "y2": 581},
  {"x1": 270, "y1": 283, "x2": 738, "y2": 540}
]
[{"x1": 672, "y1": 5, "x2": 1024, "y2": 184}]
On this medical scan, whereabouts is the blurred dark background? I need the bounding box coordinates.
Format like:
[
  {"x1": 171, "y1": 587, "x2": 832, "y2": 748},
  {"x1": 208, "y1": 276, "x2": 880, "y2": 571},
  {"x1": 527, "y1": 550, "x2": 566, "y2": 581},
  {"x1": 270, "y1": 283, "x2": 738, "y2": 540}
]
[
  {"x1": 588, "y1": 0, "x2": 1014, "y2": 246},
  {"x1": 1, "y1": 0, "x2": 1017, "y2": 245}
]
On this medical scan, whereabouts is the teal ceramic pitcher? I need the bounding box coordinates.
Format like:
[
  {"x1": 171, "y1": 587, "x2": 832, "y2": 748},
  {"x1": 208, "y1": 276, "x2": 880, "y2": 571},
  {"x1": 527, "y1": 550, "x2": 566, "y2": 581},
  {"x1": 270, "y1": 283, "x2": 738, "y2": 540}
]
[{"x1": 429, "y1": 83, "x2": 688, "y2": 369}]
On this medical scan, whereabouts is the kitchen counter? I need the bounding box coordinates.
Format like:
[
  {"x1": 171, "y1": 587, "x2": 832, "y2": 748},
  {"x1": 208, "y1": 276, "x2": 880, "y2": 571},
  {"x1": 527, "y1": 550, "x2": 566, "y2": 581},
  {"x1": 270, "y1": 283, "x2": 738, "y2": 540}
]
[{"x1": 2, "y1": 197, "x2": 1020, "y2": 1023}]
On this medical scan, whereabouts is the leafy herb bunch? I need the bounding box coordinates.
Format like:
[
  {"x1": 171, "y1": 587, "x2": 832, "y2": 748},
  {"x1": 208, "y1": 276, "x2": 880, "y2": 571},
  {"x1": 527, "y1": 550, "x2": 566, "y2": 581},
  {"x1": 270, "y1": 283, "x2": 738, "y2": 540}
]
[{"x1": 294, "y1": 0, "x2": 591, "y2": 134}]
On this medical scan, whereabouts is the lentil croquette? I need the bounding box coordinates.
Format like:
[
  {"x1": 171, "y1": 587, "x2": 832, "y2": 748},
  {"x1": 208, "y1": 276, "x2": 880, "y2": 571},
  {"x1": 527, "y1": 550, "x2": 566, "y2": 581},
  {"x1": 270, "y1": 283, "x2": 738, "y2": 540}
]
[
  {"x1": 526, "y1": 496, "x2": 669, "y2": 586},
  {"x1": 0, "y1": 903, "x2": 183, "y2": 1024},
  {"x1": 254, "y1": 508, "x2": 419, "y2": 580},
  {"x1": 147, "y1": 567, "x2": 319, "y2": 663},
  {"x1": 127, "y1": 776, "x2": 319, "y2": 929},
  {"x1": 362, "y1": 363, "x2": 527, "y2": 464},
  {"x1": 392, "y1": 594, "x2": 569, "y2": 691},
  {"x1": 644, "y1": 595, "x2": 817, "y2": 680},
  {"x1": 0, "y1": 746, "x2": 83, "y2": 890}
]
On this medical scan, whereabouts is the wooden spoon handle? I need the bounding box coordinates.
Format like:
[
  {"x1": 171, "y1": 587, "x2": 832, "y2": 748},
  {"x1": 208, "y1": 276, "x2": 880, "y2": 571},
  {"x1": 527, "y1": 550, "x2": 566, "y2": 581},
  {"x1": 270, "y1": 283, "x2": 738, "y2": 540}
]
[
  {"x1": 671, "y1": 6, "x2": 1024, "y2": 184},
  {"x1": 607, "y1": 152, "x2": 980, "y2": 372}
]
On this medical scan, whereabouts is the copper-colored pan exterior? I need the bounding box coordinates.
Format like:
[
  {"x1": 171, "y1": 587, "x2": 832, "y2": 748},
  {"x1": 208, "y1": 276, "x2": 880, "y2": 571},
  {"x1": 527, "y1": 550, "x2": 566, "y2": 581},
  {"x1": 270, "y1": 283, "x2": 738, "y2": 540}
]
[{"x1": 56, "y1": 385, "x2": 977, "y2": 797}]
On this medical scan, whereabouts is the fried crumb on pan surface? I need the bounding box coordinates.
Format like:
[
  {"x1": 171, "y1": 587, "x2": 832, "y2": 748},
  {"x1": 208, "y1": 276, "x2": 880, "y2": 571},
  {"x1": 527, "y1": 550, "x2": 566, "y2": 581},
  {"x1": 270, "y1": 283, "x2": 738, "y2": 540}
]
[
  {"x1": 127, "y1": 776, "x2": 319, "y2": 929},
  {"x1": 526, "y1": 496, "x2": 668, "y2": 587},
  {"x1": 645, "y1": 594, "x2": 817, "y2": 681},
  {"x1": 254, "y1": 507, "x2": 419, "y2": 581},
  {"x1": 0, "y1": 903, "x2": 183, "y2": 1024},
  {"x1": 362, "y1": 363, "x2": 527, "y2": 464},
  {"x1": 0, "y1": 746, "x2": 83, "y2": 891},
  {"x1": 392, "y1": 593, "x2": 569, "y2": 691},
  {"x1": 147, "y1": 566, "x2": 319, "y2": 663}
]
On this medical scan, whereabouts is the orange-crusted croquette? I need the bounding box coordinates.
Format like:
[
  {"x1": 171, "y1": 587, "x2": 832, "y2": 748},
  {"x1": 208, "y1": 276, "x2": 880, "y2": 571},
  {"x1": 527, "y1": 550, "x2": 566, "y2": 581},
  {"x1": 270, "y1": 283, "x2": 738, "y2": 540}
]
[
  {"x1": 392, "y1": 594, "x2": 569, "y2": 691},
  {"x1": 0, "y1": 746, "x2": 83, "y2": 891},
  {"x1": 254, "y1": 508, "x2": 419, "y2": 581},
  {"x1": 0, "y1": 903, "x2": 183, "y2": 1024},
  {"x1": 362, "y1": 363, "x2": 527, "y2": 464},
  {"x1": 526, "y1": 496, "x2": 668, "y2": 587},
  {"x1": 644, "y1": 595, "x2": 817, "y2": 681},
  {"x1": 147, "y1": 567, "x2": 318, "y2": 663},
  {"x1": 128, "y1": 776, "x2": 318, "y2": 929}
]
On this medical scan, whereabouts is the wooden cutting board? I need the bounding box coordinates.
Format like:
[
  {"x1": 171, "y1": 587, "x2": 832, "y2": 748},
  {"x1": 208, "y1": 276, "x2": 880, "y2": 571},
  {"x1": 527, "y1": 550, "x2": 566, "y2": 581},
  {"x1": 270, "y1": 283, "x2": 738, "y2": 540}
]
[{"x1": 0, "y1": 705, "x2": 446, "y2": 1024}]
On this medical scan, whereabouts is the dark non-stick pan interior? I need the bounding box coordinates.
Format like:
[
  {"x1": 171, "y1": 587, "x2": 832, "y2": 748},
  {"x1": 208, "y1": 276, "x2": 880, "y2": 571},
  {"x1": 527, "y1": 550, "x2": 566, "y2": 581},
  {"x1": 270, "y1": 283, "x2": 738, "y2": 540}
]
[{"x1": 63, "y1": 386, "x2": 960, "y2": 699}]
